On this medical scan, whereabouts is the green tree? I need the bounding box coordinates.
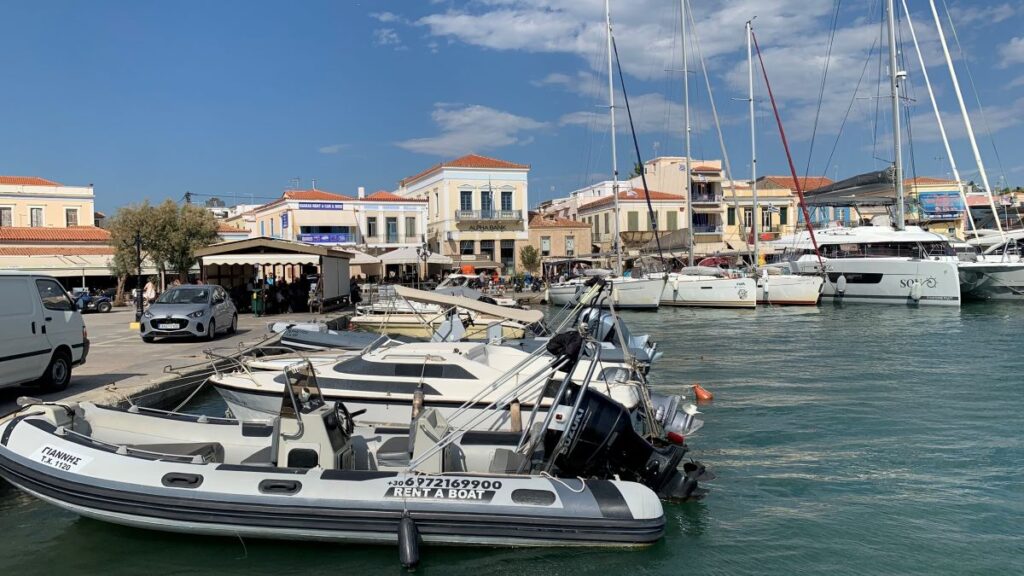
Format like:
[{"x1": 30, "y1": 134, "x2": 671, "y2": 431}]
[
  {"x1": 165, "y1": 203, "x2": 219, "y2": 280},
  {"x1": 519, "y1": 245, "x2": 540, "y2": 274},
  {"x1": 630, "y1": 162, "x2": 644, "y2": 178},
  {"x1": 107, "y1": 203, "x2": 153, "y2": 304}
]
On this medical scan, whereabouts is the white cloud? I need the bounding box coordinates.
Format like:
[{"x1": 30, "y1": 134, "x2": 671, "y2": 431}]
[
  {"x1": 1009, "y1": 76, "x2": 1024, "y2": 89},
  {"x1": 396, "y1": 103, "x2": 549, "y2": 156},
  {"x1": 947, "y1": 2, "x2": 1017, "y2": 26},
  {"x1": 909, "y1": 98, "x2": 1024, "y2": 142},
  {"x1": 370, "y1": 11, "x2": 406, "y2": 24},
  {"x1": 373, "y1": 28, "x2": 402, "y2": 48},
  {"x1": 318, "y1": 144, "x2": 348, "y2": 155},
  {"x1": 1000, "y1": 37, "x2": 1024, "y2": 68},
  {"x1": 560, "y1": 92, "x2": 692, "y2": 136}
]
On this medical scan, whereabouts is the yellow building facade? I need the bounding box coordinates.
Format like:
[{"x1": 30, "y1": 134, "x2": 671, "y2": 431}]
[
  {"x1": 0, "y1": 176, "x2": 95, "y2": 229},
  {"x1": 397, "y1": 154, "x2": 530, "y2": 272}
]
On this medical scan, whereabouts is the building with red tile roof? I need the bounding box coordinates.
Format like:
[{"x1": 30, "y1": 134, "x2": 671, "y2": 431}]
[
  {"x1": 757, "y1": 175, "x2": 834, "y2": 192},
  {"x1": 397, "y1": 154, "x2": 530, "y2": 272}
]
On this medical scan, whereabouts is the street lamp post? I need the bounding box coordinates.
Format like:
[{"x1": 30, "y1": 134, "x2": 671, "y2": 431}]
[
  {"x1": 134, "y1": 231, "x2": 143, "y2": 322},
  {"x1": 416, "y1": 243, "x2": 431, "y2": 290}
]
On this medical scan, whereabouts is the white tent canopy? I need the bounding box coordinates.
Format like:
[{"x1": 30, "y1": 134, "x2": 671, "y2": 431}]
[
  {"x1": 345, "y1": 248, "x2": 381, "y2": 265},
  {"x1": 379, "y1": 246, "x2": 453, "y2": 265},
  {"x1": 200, "y1": 253, "x2": 321, "y2": 266}
]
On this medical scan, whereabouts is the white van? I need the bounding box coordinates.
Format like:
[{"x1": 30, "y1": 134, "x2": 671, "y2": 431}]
[{"x1": 0, "y1": 272, "x2": 89, "y2": 391}]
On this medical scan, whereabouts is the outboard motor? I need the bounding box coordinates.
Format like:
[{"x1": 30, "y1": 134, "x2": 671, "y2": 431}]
[
  {"x1": 648, "y1": 391, "x2": 703, "y2": 441},
  {"x1": 545, "y1": 387, "x2": 710, "y2": 501}
]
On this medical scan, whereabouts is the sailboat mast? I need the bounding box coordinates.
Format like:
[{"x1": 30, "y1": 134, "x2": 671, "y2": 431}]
[
  {"x1": 927, "y1": 0, "x2": 1004, "y2": 239},
  {"x1": 886, "y1": 0, "x2": 906, "y2": 230},
  {"x1": 605, "y1": 0, "x2": 623, "y2": 275},
  {"x1": 900, "y1": 0, "x2": 976, "y2": 234},
  {"x1": 747, "y1": 20, "x2": 759, "y2": 266},
  {"x1": 681, "y1": 0, "x2": 693, "y2": 267}
]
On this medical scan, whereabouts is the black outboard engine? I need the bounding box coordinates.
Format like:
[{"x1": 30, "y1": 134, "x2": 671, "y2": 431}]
[{"x1": 545, "y1": 386, "x2": 709, "y2": 501}]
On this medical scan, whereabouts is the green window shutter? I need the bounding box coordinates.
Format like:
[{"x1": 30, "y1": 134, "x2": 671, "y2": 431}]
[
  {"x1": 627, "y1": 211, "x2": 639, "y2": 231},
  {"x1": 779, "y1": 207, "x2": 788, "y2": 226},
  {"x1": 727, "y1": 207, "x2": 735, "y2": 226},
  {"x1": 667, "y1": 210, "x2": 678, "y2": 230}
]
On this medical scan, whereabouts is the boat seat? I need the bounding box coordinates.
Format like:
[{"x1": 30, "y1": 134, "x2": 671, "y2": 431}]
[
  {"x1": 488, "y1": 448, "x2": 527, "y2": 474},
  {"x1": 376, "y1": 436, "x2": 411, "y2": 468},
  {"x1": 127, "y1": 442, "x2": 225, "y2": 463}
]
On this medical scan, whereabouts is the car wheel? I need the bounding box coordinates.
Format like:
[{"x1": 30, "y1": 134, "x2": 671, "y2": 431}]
[
  {"x1": 142, "y1": 335, "x2": 155, "y2": 343},
  {"x1": 97, "y1": 301, "x2": 112, "y2": 313},
  {"x1": 228, "y1": 314, "x2": 237, "y2": 334},
  {"x1": 40, "y1": 350, "x2": 72, "y2": 392},
  {"x1": 207, "y1": 319, "x2": 217, "y2": 341}
]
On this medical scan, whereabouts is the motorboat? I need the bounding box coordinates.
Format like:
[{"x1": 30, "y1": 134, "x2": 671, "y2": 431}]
[
  {"x1": 958, "y1": 232, "x2": 1024, "y2": 300},
  {"x1": 0, "y1": 361, "x2": 710, "y2": 558},
  {"x1": 210, "y1": 335, "x2": 699, "y2": 440},
  {"x1": 435, "y1": 274, "x2": 518, "y2": 307},
  {"x1": 773, "y1": 225, "x2": 961, "y2": 306}
]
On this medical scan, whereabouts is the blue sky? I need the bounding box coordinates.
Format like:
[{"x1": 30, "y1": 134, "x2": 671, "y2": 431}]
[{"x1": 1, "y1": 0, "x2": 1022, "y2": 214}]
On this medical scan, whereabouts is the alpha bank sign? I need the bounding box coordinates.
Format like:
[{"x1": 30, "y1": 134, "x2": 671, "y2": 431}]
[
  {"x1": 297, "y1": 202, "x2": 345, "y2": 210},
  {"x1": 919, "y1": 191, "x2": 964, "y2": 219}
]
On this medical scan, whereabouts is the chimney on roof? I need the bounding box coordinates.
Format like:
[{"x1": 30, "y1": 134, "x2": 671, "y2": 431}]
[
  {"x1": 358, "y1": 186, "x2": 365, "y2": 199},
  {"x1": 311, "y1": 179, "x2": 317, "y2": 190}
]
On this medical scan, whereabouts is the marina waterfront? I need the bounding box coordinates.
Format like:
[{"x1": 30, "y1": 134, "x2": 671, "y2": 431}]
[{"x1": 0, "y1": 303, "x2": 1019, "y2": 575}]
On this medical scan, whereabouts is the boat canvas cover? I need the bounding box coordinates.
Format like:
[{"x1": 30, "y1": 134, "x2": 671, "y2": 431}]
[
  {"x1": 393, "y1": 285, "x2": 543, "y2": 325},
  {"x1": 803, "y1": 168, "x2": 897, "y2": 206}
]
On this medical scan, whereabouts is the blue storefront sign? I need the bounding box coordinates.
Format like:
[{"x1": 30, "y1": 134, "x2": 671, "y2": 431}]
[
  {"x1": 298, "y1": 233, "x2": 353, "y2": 244},
  {"x1": 281, "y1": 213, "x2": 289, "y2": 229},
  {"x1": 919, "y1": 191, "x2": 964, "y2": 219},
  {"x1": 297, "y1": 202, "x2": 344, "y2": 210}
]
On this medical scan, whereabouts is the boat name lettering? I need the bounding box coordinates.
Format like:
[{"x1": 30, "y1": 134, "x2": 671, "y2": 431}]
[
  {"x1": 387, "y1": 477, "x2": 502, "y2": 490},
  {"x1": 899, "y1": 277, "x2": 937, "y2": 289},
  {"x1": 30, "y1": 444, "x2": 92, "y2": 473},
  {"x1": 385, "y1": 486, "x2": 496, "y2": 502}
]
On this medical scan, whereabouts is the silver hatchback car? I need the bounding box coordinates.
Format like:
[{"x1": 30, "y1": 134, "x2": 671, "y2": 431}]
[{"x1": 141, "y1": 285, "x2": 237, "y2": 342}]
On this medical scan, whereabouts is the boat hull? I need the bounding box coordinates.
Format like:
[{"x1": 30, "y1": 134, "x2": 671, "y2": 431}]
[
  {"x1": 548, "y1": 277, "x2": 664, "y2": 309},
  {"x1": 0, "y1": 418, "x2": 663, "y2": 548},
  {"x1": 756, "y1": 275, "x2": 823, "y2": 306},
  {"x1": 660, "y1": 276, "x2": 757, "y2": 308},
  {"x1": 349, "y1": 316, "x2": 526, "y2": 339},
  {"x1": 958, "y1": 261, "x2": 1024, "y2": 301},
  {"x1": 795, "y1": 257, "x2": 961, "y2": 307}
]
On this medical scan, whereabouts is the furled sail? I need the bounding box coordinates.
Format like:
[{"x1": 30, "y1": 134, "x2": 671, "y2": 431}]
[{"x1": 804, "y1": 167, "x2": 896, "y2": 206}]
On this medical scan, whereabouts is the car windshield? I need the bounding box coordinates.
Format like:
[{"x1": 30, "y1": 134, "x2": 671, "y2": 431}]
[{"x1": 156, "y1": 287, "x2": 210, "y2": 304}]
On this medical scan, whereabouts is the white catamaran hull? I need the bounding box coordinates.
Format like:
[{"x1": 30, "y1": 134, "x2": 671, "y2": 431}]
[
  {"x1": 548, "y1": 277, "x2": 664, "y2": 309},
  {"x1": 797, "y1": 258, "x2": 961, "y2": 306},
  {"x1": 660, "y1": 275, "x2": 756, "y2": 308},
  {"x1": 958, "y1": 261, "x2": 1024, "y2": 301},
  {"x1": 756, "y1": 275, "x2": 823, "y2": 306}
]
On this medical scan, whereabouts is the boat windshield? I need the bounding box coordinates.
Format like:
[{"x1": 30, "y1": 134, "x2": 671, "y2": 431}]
[
  {"x1": 281, "y1": 361, "x2": 326, "y2": 417},
  {"x1": 813, "y1": 241, "x2": 953, "y2": 259},
  {"x1": 156, "y1": 287, "x2": 211, "y2": 304}
]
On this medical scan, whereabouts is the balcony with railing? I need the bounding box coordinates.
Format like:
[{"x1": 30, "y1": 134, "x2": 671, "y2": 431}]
[
  {"x1": 692, "y1": 224, "x2": 724, "y2": 235},
  {"x1": 690, "y1": 193, "x2": 724, "y2": 204},
  {"x1": 454, "y1": 209, "x2": 522, "y2": 221}
]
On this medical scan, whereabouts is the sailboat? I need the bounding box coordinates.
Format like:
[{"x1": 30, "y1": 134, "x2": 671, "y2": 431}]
[
  {"x1": 741, "y1": 20, "x2": 823, "y2": 306},
  {"x1": 546, "y1": 0, "x2": 665, "y2": 310},
  {"x1": 767, "y1": 0, "x2": 961, "y2": 307},
  {"x1": 655, "y1": 0, "x2": 756, "y2": 309},
  {"x1": 898, "y1": 0, "x2": 1024, "y2": 301}
]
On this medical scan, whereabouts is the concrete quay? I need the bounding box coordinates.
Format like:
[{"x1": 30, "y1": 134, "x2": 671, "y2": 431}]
[{"x1": 0, "y1": 307, "x2": 345, "y2": 416}]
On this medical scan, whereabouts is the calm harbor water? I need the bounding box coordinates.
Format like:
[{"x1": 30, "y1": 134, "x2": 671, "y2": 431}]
[{"x1": 1, "y1": 303, "x2": 1020, "y2": 575}]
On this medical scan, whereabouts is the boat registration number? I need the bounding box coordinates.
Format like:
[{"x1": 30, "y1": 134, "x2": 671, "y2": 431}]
[
  {"x1": 30, "y1": 444, "x2": 92, "y2": 473},
  {"x1": 385, "y1": 477, "x2": 498, "y2": 502}
]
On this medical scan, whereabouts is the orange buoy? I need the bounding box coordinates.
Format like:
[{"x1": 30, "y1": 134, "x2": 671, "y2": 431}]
[{"x1": 692, "y1": 384, "x2": 714, "y2": 402}]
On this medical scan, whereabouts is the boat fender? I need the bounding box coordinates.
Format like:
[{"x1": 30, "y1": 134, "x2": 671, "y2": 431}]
[
  {"x1": 836, "y1": 274, "x2": 847, "y2": 296},
  {"x1": 399, "y1": 512, "x2": 420, "y2": 569},
  {"x1": 411, "y1": 386, "x2": 424, "y2": 420},
  {"x1": 692, "y1": 384, "x2": 713, "y2": 403},
  {"x1": 510, "y1": 399, "x2": 522, "y2": 433},
  {"x1": 910, "y1": 279, "x2": 922, "y2": 302},
  {"x1": 672, "y1": 279, "x2": 678, "y2": 291}
]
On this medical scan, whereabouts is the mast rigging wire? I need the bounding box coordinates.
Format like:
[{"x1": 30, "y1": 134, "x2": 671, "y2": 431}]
[
  {"x1": 803, "y1": 0, "x2": 843, "y2": 181},
  {"x1": 611, "y1": 36, "x2": 667, "y2": 268}
]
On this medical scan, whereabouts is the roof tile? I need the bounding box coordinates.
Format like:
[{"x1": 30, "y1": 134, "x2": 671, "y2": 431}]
[
  {"x1": 580, "y1": 188, "x2": 686, "y2": 210},
  {"x1": 758, "y1": 175, "x2": 834, "y2": 192},
  {"x1": 363, "y1": 190, "x2": 426, "y2": 202},
  {"x1": 0, "y1": 175, "x2": 62, "y2": 186},
  {"x1": 529, "y1": 214, "x2": 590, "y2": 229},
  {"x1": 0, "y1": 246, "x2": 114, "y2": 256},
  {"x1": 283, "y1": 189, "x2": 353, "y2": 201},
  {"x1": 400, "y1": 154, "x2": 529, "y2": 186},
  {"x1": 0, "y1": 226, "x2": 111, "y2": 242}
]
